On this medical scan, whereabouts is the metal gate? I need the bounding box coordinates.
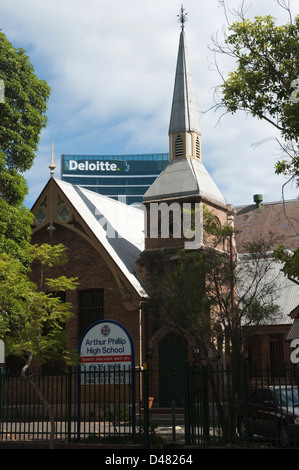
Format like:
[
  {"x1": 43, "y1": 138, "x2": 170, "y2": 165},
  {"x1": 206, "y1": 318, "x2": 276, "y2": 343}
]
[{"x1": 185, "y1": 363, "x2": 299, "y2": 448}]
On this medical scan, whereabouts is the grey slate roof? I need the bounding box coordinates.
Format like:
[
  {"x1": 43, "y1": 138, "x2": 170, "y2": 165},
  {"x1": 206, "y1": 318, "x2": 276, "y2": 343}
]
[
  {"x1": 235, "y1": 199, "x2": 299, "y2": 252},
  {"x1": 54, "y1": 179, "x2": 147, "y2": 298},
  {"x1": 169, "y1": 30, "x2": 201, "y2": 135},
  {"x1": 143, "y1": 158, "x2": 227, "y2": 205}
]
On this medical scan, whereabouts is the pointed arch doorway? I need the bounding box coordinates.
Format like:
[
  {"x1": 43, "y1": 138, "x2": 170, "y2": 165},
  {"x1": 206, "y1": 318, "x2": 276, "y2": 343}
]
[{"x1": 158, "y1": 334, "x2": 188, "y2": 407}]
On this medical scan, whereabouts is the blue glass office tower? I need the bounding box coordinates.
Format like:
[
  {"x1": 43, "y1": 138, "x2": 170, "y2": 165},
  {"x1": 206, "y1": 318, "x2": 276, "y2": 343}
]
[{"x1": 61, "y1": 153, "x2": 169, "y2": 204}]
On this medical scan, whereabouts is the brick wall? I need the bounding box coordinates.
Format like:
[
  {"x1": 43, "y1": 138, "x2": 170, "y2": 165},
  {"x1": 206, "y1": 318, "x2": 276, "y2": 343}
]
[
  {"x1": 31, "y1": 224, "x2": 141, "y2": 366},
  {"x1": 136, "y1": 198, "x2": 233, "y2": 405},
  {"x1": 143, "y1": 198, "x2": 230, "y2": 251}
]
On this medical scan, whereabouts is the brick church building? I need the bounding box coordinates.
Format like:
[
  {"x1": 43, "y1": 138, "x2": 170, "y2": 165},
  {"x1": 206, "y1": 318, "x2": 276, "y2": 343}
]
[{"x1": 30, "y1": 19, "x2": 299, "y2": 406}]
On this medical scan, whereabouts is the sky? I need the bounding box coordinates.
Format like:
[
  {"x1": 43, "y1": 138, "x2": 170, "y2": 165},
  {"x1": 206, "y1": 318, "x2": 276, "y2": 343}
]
[{"x1": 0, "y1": 0, "x2": 299, "y2": 208}]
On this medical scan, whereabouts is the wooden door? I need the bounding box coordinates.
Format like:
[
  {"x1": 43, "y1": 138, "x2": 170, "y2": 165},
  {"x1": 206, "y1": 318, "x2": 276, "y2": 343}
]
[{"x1": 159, "y1": 335, "x2": 188, "y2": 407}]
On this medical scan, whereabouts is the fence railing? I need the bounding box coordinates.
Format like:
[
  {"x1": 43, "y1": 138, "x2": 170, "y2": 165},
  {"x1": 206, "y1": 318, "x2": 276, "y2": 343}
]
[
  {"x1": 0, "y1": 366, "x2": 150, "y2": 445},
  {"x1": 186, "y1": 363, "x2": 299, "y2": 448},
  {"x1": 1, "y1": 364, "x2": 299, "y2": 448}
]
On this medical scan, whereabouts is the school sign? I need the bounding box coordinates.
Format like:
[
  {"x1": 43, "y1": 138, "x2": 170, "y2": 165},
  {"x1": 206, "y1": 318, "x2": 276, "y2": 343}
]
[{"x1": 79, "y1": 320, "x2": 134, "y2": 384}]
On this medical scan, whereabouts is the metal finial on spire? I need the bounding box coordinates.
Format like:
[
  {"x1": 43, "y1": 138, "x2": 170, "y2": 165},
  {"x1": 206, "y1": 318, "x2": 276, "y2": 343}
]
[
  {"x1": 177, "y1": 4, "x2": 188, "y2": 31},
  {"x1": 49, "y1": 141, "x2": 56, "y2": 176}
]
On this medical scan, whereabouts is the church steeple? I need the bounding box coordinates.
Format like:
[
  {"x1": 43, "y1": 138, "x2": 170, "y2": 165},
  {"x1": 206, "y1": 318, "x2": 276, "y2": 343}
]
[
  {"x1": 143, "y1": 7, "x2": 226, "y2": 208},
  {"x1": 169, "y1": 6, "x2": 201, "y2": 162}
]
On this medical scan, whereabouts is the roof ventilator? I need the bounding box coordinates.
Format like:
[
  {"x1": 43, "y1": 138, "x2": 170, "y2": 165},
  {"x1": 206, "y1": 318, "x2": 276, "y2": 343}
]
[{"x1": 253, "y1": 194, "x2": 263, "y2": 209}]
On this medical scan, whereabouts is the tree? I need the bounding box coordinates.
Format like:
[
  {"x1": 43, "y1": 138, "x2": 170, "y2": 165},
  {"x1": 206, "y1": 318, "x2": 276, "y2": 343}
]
[
  {"x1": 0, "y1": 31, "x2": 51, "y2": 259},
  {"x1": 212, "y1": 1, "x2": 299, "y2": 187},
  {"x1": 274, "y1": 244, "x2": 299, "y2": 283},
  {"x1": 0, "y1": 243, "x2": 78, "y2": 449},
  {"x1": 149, "y1": 212, "x2": 282, "y2": 438},
  {"x1": 154, "y1": 240, "x2": 281, "y2": 368},
  {"x1": 0, "y1": 31, "x2": 51, "y2": 172},
  {"x1": 212, "y1": 0, "x2": 299, "y2": 280}
]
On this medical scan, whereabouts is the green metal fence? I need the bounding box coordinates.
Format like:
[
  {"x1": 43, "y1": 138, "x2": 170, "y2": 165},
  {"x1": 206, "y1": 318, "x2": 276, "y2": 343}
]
[
  {"x1": 0, "y1": 366, "x2": 150, "y2": 445},
  {"x1": 185, "y1": 364, "x2": 299, "y2": 448}
]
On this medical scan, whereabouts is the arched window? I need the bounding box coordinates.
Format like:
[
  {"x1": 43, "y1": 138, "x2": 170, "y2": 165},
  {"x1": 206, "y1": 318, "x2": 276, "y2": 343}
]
[{"x1": 211, "y1": 216, "x2": 221, "y2": 230}]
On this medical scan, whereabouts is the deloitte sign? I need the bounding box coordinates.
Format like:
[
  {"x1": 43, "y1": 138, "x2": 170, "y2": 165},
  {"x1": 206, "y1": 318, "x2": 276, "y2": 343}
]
[{"x1": 68, "y1": 160, "x2": 120, "y2": 172}]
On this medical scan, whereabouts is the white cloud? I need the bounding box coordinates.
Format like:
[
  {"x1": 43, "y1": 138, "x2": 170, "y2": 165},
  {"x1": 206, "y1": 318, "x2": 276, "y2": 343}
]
[{"x1": 0, "y1": 0, "x2": 298, "y2": 207}]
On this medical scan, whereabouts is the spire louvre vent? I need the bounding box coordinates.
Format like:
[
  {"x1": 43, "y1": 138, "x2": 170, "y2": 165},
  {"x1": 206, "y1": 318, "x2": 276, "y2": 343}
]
[
  {"x1": 175, "y1": 135, "x2": 184, "y2": 157},
  {"x1": 196, "y1": 137, "x2": 200, "y2": 159}
]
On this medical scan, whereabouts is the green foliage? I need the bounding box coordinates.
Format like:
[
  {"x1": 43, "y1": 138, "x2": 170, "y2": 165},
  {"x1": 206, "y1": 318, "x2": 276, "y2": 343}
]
[
  {"x1": 215, "y1": 4, "x2": 299, "y2": 182},
  {"x1": 0, "y1": 152, "x2": 33, "y2": 262},
  {"x1": 203, "y1": 205, "x2": 233, "y2": 238},
  {"x1": 0, "y1": 31, "x2": 51, "y2": 172},
  {"x1": 0, "y1": 198, "x2": 33, "y2": 257},
  {"x1": 274, "y1": 245, "x2": 299, "y2": 280},
  {"x1": 221, "y1": 14, "x2": 299, "y2": 139},
  {"x1": 163, "y1": 251, "x2": 211, "y2": 336},
  {"x1": 214, "y1": 2, "x2": 299, "y2": 278},
  {"x1": 29, "y1": 242, "x2": 69, "y2": 267},
  {"x1": 0, "y1": 244, "x2": 78, "y2": 367},
  {"x1": 0, "y1": 31, "x2": 51, "y2": 261},
  {"x1": 153, "y1": 229, "x2": 281, "y2": 366}
]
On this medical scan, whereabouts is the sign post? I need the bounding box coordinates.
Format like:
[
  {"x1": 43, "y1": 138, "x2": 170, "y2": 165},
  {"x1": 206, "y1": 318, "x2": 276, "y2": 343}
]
[
  {"x1": 0, "y1": 340, "x2": 4, "y2": 368},
  {"x1": 0, "y1": 340, "x2": 5, "y2": 428},
  {"x1": 77, "y1": 320, "x2": 135, "y2": 439}
]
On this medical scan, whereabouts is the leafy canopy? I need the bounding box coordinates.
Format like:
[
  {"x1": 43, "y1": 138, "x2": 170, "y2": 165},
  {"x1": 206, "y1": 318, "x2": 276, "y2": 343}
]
[
  {"x1": 222, "y1": 14, "x2": 299, "y2": 140},
  {"x1": 0, "y1": 31, "x2": 51, "y2": 172},
  {"x1": 0, "y1": 244, "x2": 78, "y2": 367},
  {"x1": 213, "y1": 3, "x2": 299, "y2": 183},
  {"x1": 213, "y1": 2, "x2": 299, "y2": 279},
  {"x1": 0, "y1": 31, "x2": 51, "y2": 260}
]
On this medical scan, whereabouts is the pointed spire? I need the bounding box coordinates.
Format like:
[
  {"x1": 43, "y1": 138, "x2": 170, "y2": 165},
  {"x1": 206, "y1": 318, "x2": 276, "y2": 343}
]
[
  {"x1": 169, "y1": 29, "x2": 200, "y2": 136},
  {"x1": 49, "y1": 141, "x2": 56, "y2": 176}
]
